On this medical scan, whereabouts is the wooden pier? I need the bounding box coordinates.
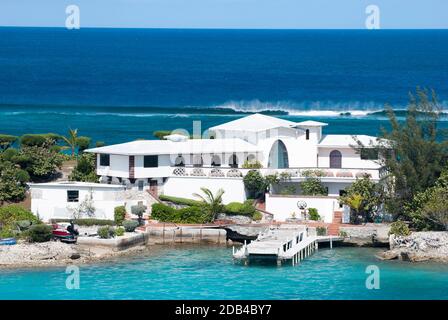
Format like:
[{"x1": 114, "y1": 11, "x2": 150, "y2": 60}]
[{"x1": 233, "y1": 225, "x2": 343, "y2": 266}]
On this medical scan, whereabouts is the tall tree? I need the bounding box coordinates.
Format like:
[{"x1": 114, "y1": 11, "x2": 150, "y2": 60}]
[
  {"x1": 356, "y1": 88, "x2": 448, "y2": 221},
  {"x1": 0, "y1": 135, "x2": 18, "y2": 152},
  {"x1": 0, "y1": 161, "x2": 29, "y2": 204}
]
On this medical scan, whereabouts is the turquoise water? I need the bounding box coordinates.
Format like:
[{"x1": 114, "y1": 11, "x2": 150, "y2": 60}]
[{"x1": 1, "y1": 246, "x2": 447, "y2": 300}]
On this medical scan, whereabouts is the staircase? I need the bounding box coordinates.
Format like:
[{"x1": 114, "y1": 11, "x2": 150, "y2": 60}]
[{"x1": 327, "y1": 211, "x2": 343, "y2": 236}]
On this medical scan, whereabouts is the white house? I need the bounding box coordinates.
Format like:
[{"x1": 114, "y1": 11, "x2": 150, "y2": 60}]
[{"x1": 30, "y1": 114, "x2": 382, "y2": 223}]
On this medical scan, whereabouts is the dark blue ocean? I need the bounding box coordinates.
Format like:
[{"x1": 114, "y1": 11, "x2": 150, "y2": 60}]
[{"x1": 0, "y1": 28, "x2": 447, "y2": 144}]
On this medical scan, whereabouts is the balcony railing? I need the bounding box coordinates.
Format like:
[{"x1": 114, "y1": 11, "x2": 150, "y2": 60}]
[{"x1": 171, "y1": 166, "x2": 381, "y2": 180}]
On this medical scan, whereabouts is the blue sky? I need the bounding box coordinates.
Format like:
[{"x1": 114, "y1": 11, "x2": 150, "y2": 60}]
[{"x1": 0, "y1": 0, "x2": 447, "y2": 29}]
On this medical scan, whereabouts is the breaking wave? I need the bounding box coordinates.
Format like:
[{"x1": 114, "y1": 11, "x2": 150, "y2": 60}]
[{"x1": 1, "y1": 99, "x2": 448, "y2": 119}]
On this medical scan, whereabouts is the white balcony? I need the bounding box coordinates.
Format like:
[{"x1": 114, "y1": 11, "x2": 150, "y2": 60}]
[{"x1": 170, "y1": 166, "x2": 381, "y2": 181}]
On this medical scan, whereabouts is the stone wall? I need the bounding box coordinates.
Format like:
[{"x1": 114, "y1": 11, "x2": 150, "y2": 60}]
[{"x1": 339, "y1": 223, "x2": 390, "y2": 246}]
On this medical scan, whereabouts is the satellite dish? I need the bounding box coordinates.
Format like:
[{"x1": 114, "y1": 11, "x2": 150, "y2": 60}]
[{"x1": 297, "y1": 201, "x2": 307, "y2": 210}]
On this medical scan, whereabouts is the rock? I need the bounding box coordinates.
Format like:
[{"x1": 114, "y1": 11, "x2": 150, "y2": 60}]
[
  {"x1": 32, "y1": 253, "x2": 57, "y2": 260},
  {"x1": 69, "y1": 253, "x2": 81, "y2": 260},
  {"x1": 216, "y1": 213, "x2": 252, "y2": 224},
  {"x1": 376, "y1": 250, "x2": 399, "y2": 260}
]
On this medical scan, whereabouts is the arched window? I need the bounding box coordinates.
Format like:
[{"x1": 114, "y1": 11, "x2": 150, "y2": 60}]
[
  {"x1": 193, "y1": 155, "x2": 203, "y2": 167},
  {"x1": 211, "y1": 154, "x2": 221, "y2": 167},
  {"x1": 229, "y1": 154, "x2": 238, "y2": 168},
  {"x1": 174, "y1": 155, "x2": 185, "y2": 167},
  {"x1": 329, "y1": 150, "x2": 342, "y2": 168},
  {"x1": 305, "y1": 129, "x2": 310, "y2": 140},
  {"x1": 268, "y1": 140, "x2": 289, "y2": 169}
]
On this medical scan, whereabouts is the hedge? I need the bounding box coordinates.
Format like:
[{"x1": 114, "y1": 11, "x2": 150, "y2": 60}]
[
  {"x1": 159, "y1": 195, "x2": 203, "y2": 207},
  {"x1": 224, "y1": 200, "x2": 256, "y2": 216},
  {"x1": 151, "y1": 203, "x2": 211, "y2": 224},
  {"x1": 50, "y1": 218, "x2": 115, "y2": 226}
]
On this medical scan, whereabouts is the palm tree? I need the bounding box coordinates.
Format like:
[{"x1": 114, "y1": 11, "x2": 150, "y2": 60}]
[
  {"x1": 346, "y1": 193, "x2": 364, "y2": 224},
  {"x1": 193, "y1": 187, "x2": 225, "y2": 221},
  {"x1": 62, "y1": 128, "x2": 78, "y2": 157}
]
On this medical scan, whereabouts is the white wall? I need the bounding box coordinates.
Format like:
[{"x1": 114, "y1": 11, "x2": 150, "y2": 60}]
[
  {"x1": 163, "y1": 177, "x2": 246, "y2": 204},
  {"x1": 259, "y1": 137, "x2": 318, "y2": 168},
  {"x1": 134, "y1": 155, "x2": 172, "y2": 178},
  {"x1": 97, "y1": 154, "x2": 129, "y2": 178},
  {"x1": 265, "y1": 193, "x2": 340, "y2": 223},
  {"x1": 31, "y1": 184, "x2": 125, "y2": 222},
  {"x1": 318, "y1": 147, "x2": 380, "y2": 169}
]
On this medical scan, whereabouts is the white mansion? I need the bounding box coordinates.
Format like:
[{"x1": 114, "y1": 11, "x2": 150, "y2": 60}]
[{"x1": 30, "y1": 114, "x2": 382, "y2": 223}]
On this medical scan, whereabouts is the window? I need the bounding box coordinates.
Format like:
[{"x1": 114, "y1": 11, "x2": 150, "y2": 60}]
[
  {"x1": 100, "y1": 154, "x2": 110, "y2": 166},
  {"x1": 329, "y1": 150, "x2": 342, "y2": 168},
  {"x1": 67, "y1": 190, "x2": 79, "y2": 202},
  {"x1": 305, "y1": 129, "x2": 310, "y2": 140},
  {"x1": 268, "y1": 140, "x2": 289, "y2": 169},
  {"x1": 138, "y1": 180, "x2": 144, "y2": 191},
  {"x1": 229, "y1": 154, "x2": 238, "y2": 168},
  {"x1": 361, "y1": 148, "x2": 379, "y2": 160},
  {"x1": 144, "y1": 155, "x2": 158, "y2": 168}
]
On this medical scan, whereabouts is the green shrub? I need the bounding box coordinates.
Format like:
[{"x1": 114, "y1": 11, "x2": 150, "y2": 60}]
[
  {"x1": 16, "y1": 220, "x2": 32, "y2": 231},
  {"x1": 316, "y1": 226, "x2": 327, "y2": 236},
  {"x1": 27, "y1": 224, "x2": 53, "y2": 242},
  {"x1": 20, "y1": 133, "x2": 60, "y2": 147},
  {"x1": 389, "y1": 221, "x2": 411, "y2": 236},
  {"x1": 115, "y1": 227, "x2": 125, "y2": 236},
  {"x1": 252, "y1": 211, "x2": 263, "y2": 221},
  {"x1": 122, "y1": 220, "x2": 139, "y2": 232},
  {"x1": 242, "y1": 160, "x2": 263, "y2": 169},
  {"x1": 159, "y1": 195, "x2": 202, "y2": 206},
  {"x1": 308, "y1": 208, "x2": 320, "y2": 221},
  {"x1": 177, "y1": 206, "x2": 210, "y2": 224},
  {"x1": 151, "y1": 203, "x2": 211, "y2": 224},
  {"x1": 114, "y1": 206, "x2": 126, "y2": 225},
  {"x1": 339, "y1": 230, "x2": 348, "y2": 238},
  {"x1": 0, "y1": 226, "x2": 16, "y2": 239},
  {"x1": 151, "y1": 203, "x2": 177, "y2": 221},
  {"x1": 76, "y1": 136, "x2": 91, "y2": 152},
  {"x1": 243, "y1": 170, "x2": 266, "y2": 198},
  {"x1": 0, "y1": 205, "x2": 39, "y2": 227},
  {"x1": 51, "y1": 218, "x2": 115, "y2": 226},
  {"x1": 97, "y1": 226, "x2": 115, "y2": 239},
  {"x1": 224, "y1": 201, "x2": 256, "y2": 216}
]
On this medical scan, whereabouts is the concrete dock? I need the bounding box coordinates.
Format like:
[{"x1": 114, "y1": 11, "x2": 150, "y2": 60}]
[{"x1": 233, "y1": 225, "x2": 343, "y2": 266}]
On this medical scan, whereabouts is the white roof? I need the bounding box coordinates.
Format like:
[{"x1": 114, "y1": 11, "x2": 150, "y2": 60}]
[
  {"x1": 208, "y1": 113, "x2": 297, "y2": 132},
  {"x1": 85, "y1": 138, "x2": 260, "y2": 155},
  {"x1": 318, "y1": 135, "x2": 378, "y2": 148},
  {"x1": 28, "y1": 182, "x2": 124, "y2": 189},
  {"x1": 295, "y1": 120, "x2": 328, "y2": 127}
]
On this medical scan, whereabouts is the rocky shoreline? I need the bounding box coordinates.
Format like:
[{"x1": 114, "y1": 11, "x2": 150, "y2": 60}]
[
  {"x1": 0, "y1": 241, "x2": 149, "y2": 270},
  {"x1": 377, "y1": 231, "x2": 448, "y2": 263}
]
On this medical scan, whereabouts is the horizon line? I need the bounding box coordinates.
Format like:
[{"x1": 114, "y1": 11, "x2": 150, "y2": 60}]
[{"x1": 1, "y1": 26, "x2": 448, "y2": 31}]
